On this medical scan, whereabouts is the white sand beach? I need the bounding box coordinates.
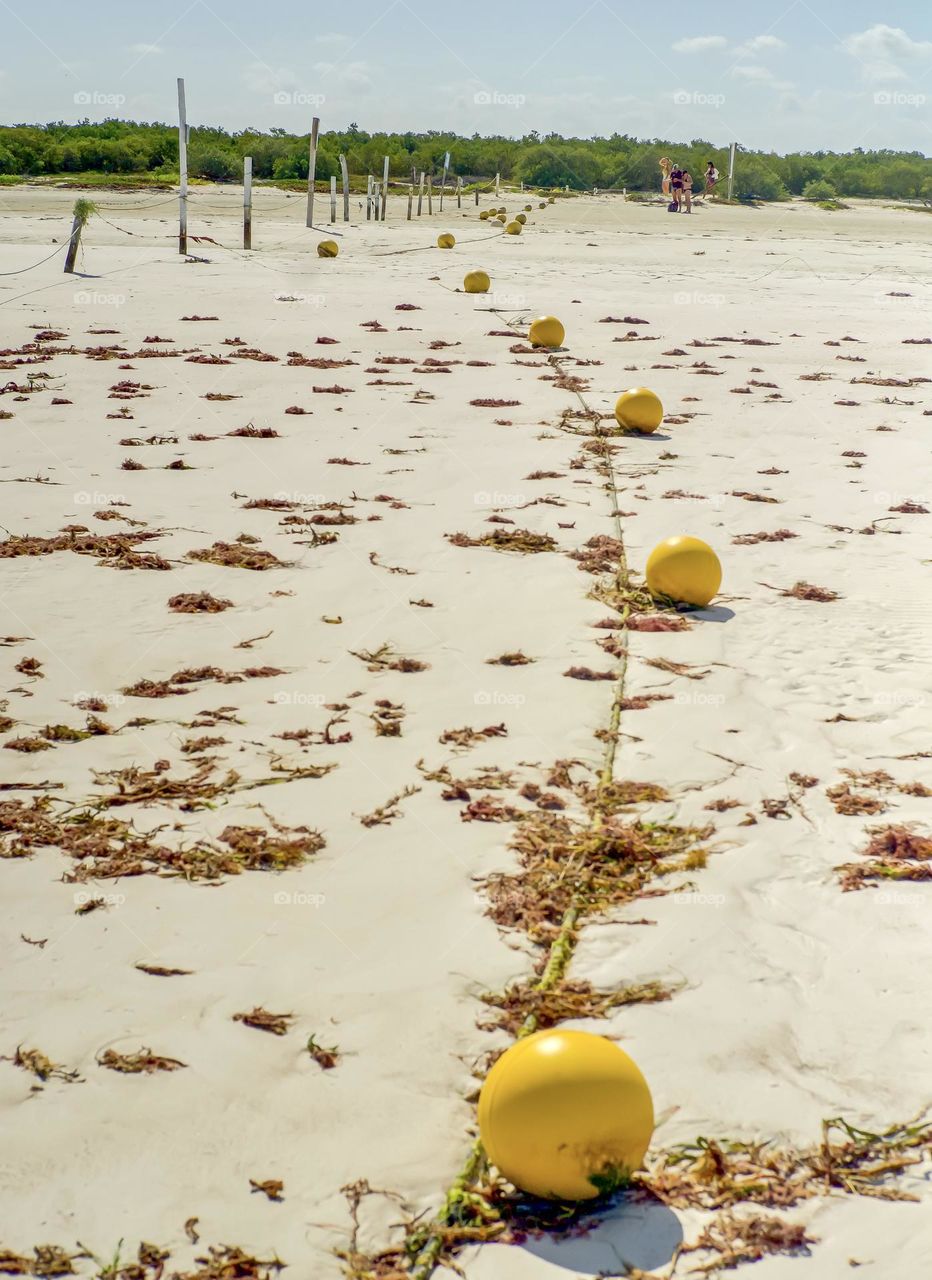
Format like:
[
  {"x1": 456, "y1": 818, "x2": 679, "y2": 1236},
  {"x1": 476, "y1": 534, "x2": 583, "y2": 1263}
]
[{"x1": 1, "y1": 185, "x2": 930, "y2": 1279}]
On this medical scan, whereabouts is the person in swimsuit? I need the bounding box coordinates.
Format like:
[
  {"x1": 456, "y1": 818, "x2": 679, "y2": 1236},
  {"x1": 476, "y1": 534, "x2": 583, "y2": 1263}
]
[
  {"x1": 682, "y1": 169, "x2": 693, "y2": 213},
  {"x1": 705, "y1": 161, "x2": 718, "y2": 196},
  {"x1": 659, "y1": 156, "x2": 672, "y2": 197},
  {"x1": 670, "y1": 164, "x2": 684, "y2": 209}
]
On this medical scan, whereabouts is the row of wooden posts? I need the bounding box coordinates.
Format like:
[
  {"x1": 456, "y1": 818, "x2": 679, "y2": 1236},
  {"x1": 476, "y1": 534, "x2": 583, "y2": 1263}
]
[{"x1": 176, "y1": 81, "x2": 501, "y2": 253}]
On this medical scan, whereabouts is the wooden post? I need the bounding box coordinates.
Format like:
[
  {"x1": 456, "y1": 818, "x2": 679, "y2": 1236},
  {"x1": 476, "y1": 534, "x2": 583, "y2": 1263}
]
[
  {"x1": 330, "y1": 175, "x2": 336, "y2": 222},
  {"x1": 340, "y1": 154, "x2": 349, "y2": 221},
  {"x1": 373, "y1": 181, "x2": 380, "y2": 219},
  {"x1": 439, "y1": 150, "x2": 449, "y2": 210},
  {"x1": 63, "y1": 215, "x2": 82, "y2": 273},
  {"x1": 417, "y1": 171, "x2": 424, "y2": 215},
  {"x1": 177, "y1": 77, "x2": 188, "y2": 255},
  {"x1": 407, "y1": 186, "x2": 413, "y2": 219},
  {"x1": 427, "y1": 175, "x2": 433, "y2": 215},
  {"x1": 366, "y1": 175, "x2": 373, "y2": 220},
  {"x1": 495, "y1": 171, "x2": 500, "y2": 197},
  {"x1": 306, "y1": 116, "x2": 320, "y2": 228},
  {"x1": 727, "y1": 142, "x2": 737, "y2": 201},
  {"x1": 456, "y1": 176, "x2": 462, "y2": 208},
  {"x1": 381, "y1": 155, "x2": 389, "y2": 220},
  {"x1": 475, "y1": 187, "x2": 479, "y2": 205},
  {"x1": 243, "y1": 156, "x2": 253, "y2": 249}
]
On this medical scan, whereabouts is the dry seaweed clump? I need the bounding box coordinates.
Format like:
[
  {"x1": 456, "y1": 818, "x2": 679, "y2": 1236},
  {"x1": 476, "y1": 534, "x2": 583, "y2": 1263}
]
[
  {"x1": 486, "y1": 810, "x2": 710, "y2": 944},
  {"x1": 0, "y1": 529, "x2": 169, "y2": 570},
  {"x1": 447, "y1": 529, "x2": 557, "y2": 553},
  {"x1": 0, "y1": 797, "x2": 324, "y2": 881},
  {"x1": 187, "y1": 542, "x2": 288, "y2": 570},
  {"x1": 0, "y1": 1245, "x2": 79, "y2": 1276},
  {"x1": 168, "y1": 592, "x2": 234, "y2": 613},
  {"x1": 98, "y1": 1047, "x2": 186, "y2": 1073},
  {"x1": 479, "y1": 976, "x2": 674, "y2": 1034},
  {"x1": 836, "y1": 824, "x2": 932, "y2": 890}
]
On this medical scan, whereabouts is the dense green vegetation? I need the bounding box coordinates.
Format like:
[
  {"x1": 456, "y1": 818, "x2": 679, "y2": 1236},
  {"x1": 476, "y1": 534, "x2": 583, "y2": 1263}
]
[{"x1": 0, "y1": 120, "x2": 930, "y2": 201}]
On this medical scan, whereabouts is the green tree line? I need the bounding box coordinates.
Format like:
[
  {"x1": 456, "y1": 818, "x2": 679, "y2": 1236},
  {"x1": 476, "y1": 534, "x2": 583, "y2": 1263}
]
[{"x1": 0, "y1": 120, "x2": 929, "y2": 200}]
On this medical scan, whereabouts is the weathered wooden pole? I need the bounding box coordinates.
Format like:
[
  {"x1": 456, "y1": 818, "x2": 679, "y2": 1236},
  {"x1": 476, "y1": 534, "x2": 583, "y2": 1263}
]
[
  {"x1": 456, "y1": 175, "x2": 462, "y2": 208},
  {"x1": 330, "y1": 175, "x2": 336, "y2": 222},
  {"x1": 427, "y1": 174, "x2": 433, "y2": 214},
  {"x1": 340, "y1": 154, "x2": 350, "y2": 221},
  {"x1": 366, "y1": 174, "x2": 373, "y2": 220},
  {"x1": 305, "y1": 116, "x2": 320, "y2": 228},
  {"x1": 439, "y1": 149, "x2": 449, "y2": 210},
  {"x1": 407, "y1": 186, "x2": 413, "y2": 219},
  {"x1": 495, "y1": 171, "x2": 500, "y2": 197},
  {"x1": 63, "y1": 215, "x2": 82, "y2": 273},
  {"x1": 727, "y1": 141, "x2": 737, "y2": 201},
  {"x1": 177, "y1": 77, "x2": 188, "y2": 255},
  {"x1": 243, "y1": 155, "x2": 253, "y2": 249},
  {"x1": 381, "y1": 155, "x2": 389, "y2": 220},
  {"x1": 417, "y1": 171, "x2": 424, "y2": 215}
]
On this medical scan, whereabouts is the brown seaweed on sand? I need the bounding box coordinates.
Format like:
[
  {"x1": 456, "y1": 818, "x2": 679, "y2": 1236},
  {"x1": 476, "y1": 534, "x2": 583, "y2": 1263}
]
[
  {"x1": 233, "y1": 1008, "x2": 293, "y2": 1036},
  {"x1": 98, "y1": 1048, "x2": 186, "y2": 1073},
  {"x1": 187, "y1": 543, "x2": 288, "y2": 570},
  {"x1": 447, "y1": 529, "x2": 556, "y2": 553},
  {"x1": 836, "y1": 824, "x2": 932, "y2": 889}
]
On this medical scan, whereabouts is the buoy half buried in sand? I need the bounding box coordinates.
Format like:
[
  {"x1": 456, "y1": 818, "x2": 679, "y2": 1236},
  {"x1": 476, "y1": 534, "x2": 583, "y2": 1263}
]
[
  {"x1": 505, "y1": 220, "x2": 522, "y2": 235},
  {"x1": 478, "y1": 1029, "x2": 654, "y2": 1200},
  {"x1": 437, "y1": 233, "x2": 455, "y2": 249},
  {"x1": 528, "y1": 315, "x2": 565, "y2": 348},
  {"x1": 646, "y1": 535, "x2": 722, "y2": 608},
  {"x1": 317, "y1": 240, "x2": 339, "y2": 258},
  {"x1": 614, "y1": 387, "x2": 664, "y2": 433},
  {"x1": 464, "y1": 270, "x2": 490, "y2": 293}
]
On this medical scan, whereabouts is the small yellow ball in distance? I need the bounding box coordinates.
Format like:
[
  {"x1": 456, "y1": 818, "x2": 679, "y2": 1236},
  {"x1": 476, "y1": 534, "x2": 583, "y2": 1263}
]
[
  {"x1": 614, "y1": 387, "x2": 664, "y2": 433},
  {"x1": 524, "y1": 204, "x2": 533, "y2": 211},
  {"x1": 539, "y1": 201, "x2": 547, "y2": 208},
  {"x1": 646, "y1": 535, "x2": 722, "y2": 608},
  {"x1": 479, "y1": 209, "x2": 490, "y2": 221},
  {"x1": 478, "y1": 1029, "x2": 654, "y2": 1201},
  {"x1": 437, "y1": 232, "x2": 455, "y2": 249},
  {"x1": 317, "y1": 239, "x2": 339, "y2": 258},
  {"x1": 464, "y1": 270, "x2": 491, "y2": 293},
  {"x1": 505, "y1": 220, "x2": 522, "y2": 235},
  {"x1": 529, "y1": 315, "x2": 565, "y2": 348},
  {"x1": 498, "y1": 206, "x2": 507, "y2": 214},
  {"x1": 515, "y1": 212, "x2": 527, "y2": 224},
  {"x1": 548, "y1": 196, "x2": 556, "y2": 203}
]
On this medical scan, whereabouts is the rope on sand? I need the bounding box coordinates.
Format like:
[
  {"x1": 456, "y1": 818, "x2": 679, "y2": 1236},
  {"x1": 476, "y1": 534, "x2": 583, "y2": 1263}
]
[{"x1": 0, "y1": 242, "x2": 68, "y2": 275}]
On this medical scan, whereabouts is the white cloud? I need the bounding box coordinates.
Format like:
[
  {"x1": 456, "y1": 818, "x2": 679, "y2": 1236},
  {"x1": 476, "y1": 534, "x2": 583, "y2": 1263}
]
[
  {"x1": 843, "y1": 24, "x2": 932, "y2": 82},
  {"x1": 243, "y1": 63, "x2": 299, "y2": 95},
  {"x1": 672, "y1": 36, "x2": 728, "y2": 54},
  {"x1": 312, "y1": 60, "x2": 371, "y2": 88},
  {"x1": 732, "y1": 65, "x2": 776, "y2": 81},
  {"x1": 130, "y1": 43, "x2": 163, "y2": 56},
  {"x1": 740, "y1": 35, "x2": 786, "y2": 55}
]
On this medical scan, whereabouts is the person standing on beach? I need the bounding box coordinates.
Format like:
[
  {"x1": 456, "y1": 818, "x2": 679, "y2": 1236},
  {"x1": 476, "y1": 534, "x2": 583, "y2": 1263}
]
[
  {"x1": 659, "y1": 156, "x2": 672, "y2": 198},
  {"x1": 682, "y1": 168, "x2": 693, "y2": 213},
  {"x1": 670, "y1": 163, "x2": 684, "y2": 209},
  {"x1": 705, "y1": 161, "x2": 719, "y2": 196}
]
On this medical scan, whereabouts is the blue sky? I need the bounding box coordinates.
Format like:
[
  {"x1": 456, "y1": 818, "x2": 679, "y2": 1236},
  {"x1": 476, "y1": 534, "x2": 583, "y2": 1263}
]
[{"x1": 1, "y1": 0, "x2": 930, "y2": 153}]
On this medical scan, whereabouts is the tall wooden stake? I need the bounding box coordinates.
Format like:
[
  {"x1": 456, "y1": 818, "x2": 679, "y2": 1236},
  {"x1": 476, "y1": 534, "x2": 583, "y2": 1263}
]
[
  {"x1": 366, "y1": 175, "x2": 373, "y2": 220},
  {"x1": 381, "y1": 155, "x2": 389, "y2": 220},
  {"x1": 417, "y1": 171, "x2": 424, "y2": 215},
  {"x1": 439, "y1": 150, "x2": 449, "y2": 210},
  {"x1": 63, "y1": 215, "x2": 82, "y2": 273},
  {"x1": 340, "y1": 154, "x2": 349, "y2": 221},
  {"x1": 177, "y1": 77, "x2": 188, "y2": 255},
  {"x1": 407, "y1": 186, "x2": 413, "y2": 219},
  {"x1": 427, "y1": 175, "x2": 433, "y2": 215},
  {"x1": 305, "y1": 116, "x2": 320, "y2": 228},
  {"x1": 495, "y1": 171, "x2": 500, "y2": 197},
  {"x1": 456, "y1": 176, "x2": 462, "y2": 208},
  {"x1": 243, "y1": 155, "x2": 253, "y2": 249},
  {"x1": 727, "y1": 141, "x2": 737, "y2": 201},
  {"x1": 330, "y1": 175, "x2": 336, "y2": 222}
]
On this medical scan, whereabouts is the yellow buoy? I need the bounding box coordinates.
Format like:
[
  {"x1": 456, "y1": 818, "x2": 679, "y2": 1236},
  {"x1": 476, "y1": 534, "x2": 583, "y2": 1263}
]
[
  {"x1": 529, "y1": 315, "x2": 565, "y2": 348},
  {"x1": 437, "y1": 233, "x2": 455, "y2": 249},
  {"x1": 505, "y1": 220, "x2": 522, "y2": 235},
  {"x1": 539, "y1": 201, "x2": 547, "y2": 208},
  {"x1": 464, "y1": 269, "x2": 491, "y2": 293},
  {"x1": 524, "y1": 204, "x2": 533, "y2": 212},
  {"x1": 548, "y1": 196, "x2": 556, "y2": 204},
  {"x1": 317, "y1": 239, "x2": 339, "y2": 258},
  {"x1": 496, "y1": 213, "x2": 507, "y2": 224},
  {"x1": 478, "y1": 1029, "x2": 654, "y2": 1201},
  {"x1": 515, "y1": 212, "x2": 527, "y2": 224},
  {"x1": 479, "y1": 210, "x2": 490, "y2": 221},
  {"x1": 498, "y1": 206, "x2": 507, "y2": 214},
  {"x1": 614, "y1": 387, "x2": 664, "y2": 433},
  {"x1": 646, "y1": 535, "x2": 722, "y2": 608}
]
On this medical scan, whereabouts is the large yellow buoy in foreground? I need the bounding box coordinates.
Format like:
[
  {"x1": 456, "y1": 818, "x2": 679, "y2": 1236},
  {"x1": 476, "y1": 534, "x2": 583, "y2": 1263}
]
[
  {"x1": 505, "y1": 220, "x2": 522, "y2": 235},
  {"x1": 464, "y1": 270, "x2": 491, "y2": 293},
  {"x1": 614, "y1": 387, "x2": 664, "y2": 433},
  {"x1": 529, "y1": 315, "x2": 565, "y2": 348},
  {"x1": 317, "y1": 239, "x2": 339, "y2": 258},
  {"x1": 437, "y1": 232, "x2": 455, "y2": 249},
  {"x1": 646, "y1": 536, "x2": 722, "y2": 608},
  {"x1": 478, "y1": 1029, "x2": 654, "y2": 1200}
]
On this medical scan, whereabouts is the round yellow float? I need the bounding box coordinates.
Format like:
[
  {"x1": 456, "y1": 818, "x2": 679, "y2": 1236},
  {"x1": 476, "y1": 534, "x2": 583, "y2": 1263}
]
[
  {"x1": 646, "y1": 536, "x2": 722, "y2": 608},
  {"x1": 479, "y1": 209, "x2": 490, "y2": 221},
  {"x1": 614, "y1": 387, "x2": 664, "y2": 433},
  {"x1": 505, "y1": 220, "x2": 522, "y2": 235},
  {"x1": 539, "y1": 201, "x2": 547, "y2": 208},
  {"x1": 515, "y1": 212, "x2": 527, "y2": 224},
  {"x1": 478, "y1": 1029, "x2": 654, "y2": 1200},
  {"x1": 524, "y1": 204, "x2": 533, "y2": 212},
  {"x1": 464, "y1": 269, "x2": 491, "y2": 293},
  {"x1": 317, "y1": 239, "x2": 339, "y2": 258},
  {"x1": 529, "y1": 315, "x2": 565, "y2": 348},
  {"x1": 496, "y1": 213, "x2": 507, "y2": 224},
  {"x1": 437, "y1": 233, "x2": 456, "y2": 249}
]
